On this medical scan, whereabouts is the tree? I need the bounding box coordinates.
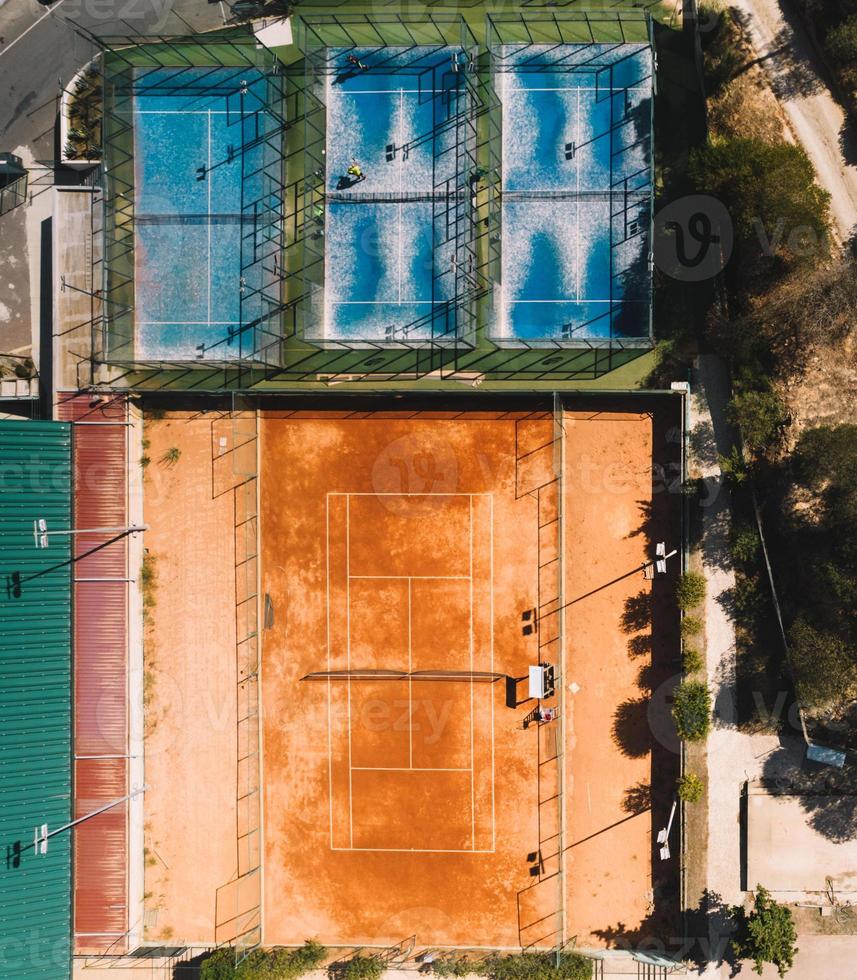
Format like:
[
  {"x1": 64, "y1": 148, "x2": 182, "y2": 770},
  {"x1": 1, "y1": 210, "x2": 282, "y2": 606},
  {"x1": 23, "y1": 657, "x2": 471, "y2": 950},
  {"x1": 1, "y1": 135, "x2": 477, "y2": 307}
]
[
  {"x1": 672, "y1": 680, "x2": 712, "y2": 741},
  {"x1": 688, "y1": 138, "x2": 830, "y2": 272},
  {"x1": 727, "y1": 387, "x2": 787, "y2": 455},
  {"x1": 788, "y1": 619, "x2": 857, "y2": 709},
  {"x1": 676, "y1": 571, "x2": 707, "y2": 610},
  {"x1": 731, "y1": 886, "x2": 798, "y2": 977}
]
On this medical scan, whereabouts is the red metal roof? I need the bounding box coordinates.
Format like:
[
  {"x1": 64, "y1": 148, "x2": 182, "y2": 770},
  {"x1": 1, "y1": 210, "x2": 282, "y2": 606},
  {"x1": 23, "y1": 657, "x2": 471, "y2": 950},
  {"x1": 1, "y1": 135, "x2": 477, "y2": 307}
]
[
  {"x1": 57, "y1": 395, "x2": 130, "y2": 954},
  {"x1": 74, "y1": 758, "x2": 127, "y2": 948}
]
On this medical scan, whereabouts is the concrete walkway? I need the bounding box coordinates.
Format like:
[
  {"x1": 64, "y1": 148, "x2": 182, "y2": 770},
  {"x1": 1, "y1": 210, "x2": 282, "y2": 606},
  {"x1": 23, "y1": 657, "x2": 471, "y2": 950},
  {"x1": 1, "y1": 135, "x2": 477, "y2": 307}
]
[
  {"x1": 690, "y1": 357, "x2": 806, "y2": 978},
  {"x1": 727, "y1": 0, "x2": 857, "y2": 243}
]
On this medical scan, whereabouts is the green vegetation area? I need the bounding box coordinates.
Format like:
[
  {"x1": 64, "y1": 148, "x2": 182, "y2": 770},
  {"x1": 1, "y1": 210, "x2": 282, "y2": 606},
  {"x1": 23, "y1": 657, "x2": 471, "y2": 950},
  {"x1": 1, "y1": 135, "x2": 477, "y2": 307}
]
[
  {"x1": 731, "y1": 887, "x2": 799, "y2": 978},
  {"x1": 795, "y1": 0, "x2": 857, "y2": 114},
  {"x1": 201, "y1": 939, "x2": 327, "y2": 980},
  {"x1": 666, "y1": 8, "x2": 857, "y2": 742},
  {"x1": 199, "y1": 945, "x2": 594, "y2": 980}
]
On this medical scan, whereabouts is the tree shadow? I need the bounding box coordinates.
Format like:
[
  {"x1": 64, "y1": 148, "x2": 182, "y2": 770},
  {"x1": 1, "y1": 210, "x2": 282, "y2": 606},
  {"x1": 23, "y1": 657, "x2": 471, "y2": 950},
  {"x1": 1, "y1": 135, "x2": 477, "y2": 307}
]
[
  {"x1": 612, "y1": 697, "x2": 652, "y2": 759},
  {"x1": 683, "y1": 888, "x2": 741, "y2": 973},
  {"x1": 689, "y1": 417, "x2": 718, "y2": 471},
  {"x1": 764, "y1": 26, "x2": 825, "y2": 101},
  {"x1": 627, "y1": 632, "x2": 652, "y2": 658},
  {"x1": 761, "y1": 743, "x2": 857, "y2": 843},
  {"x1": 622, "y1": 780, "x2": 651, "y2": 815},
  {"x1": 622, "y1": 590, "x2": 652, "y2": 634},
  {"x1": 636, "y1": 661, "x2": 657, "y2": 692}
]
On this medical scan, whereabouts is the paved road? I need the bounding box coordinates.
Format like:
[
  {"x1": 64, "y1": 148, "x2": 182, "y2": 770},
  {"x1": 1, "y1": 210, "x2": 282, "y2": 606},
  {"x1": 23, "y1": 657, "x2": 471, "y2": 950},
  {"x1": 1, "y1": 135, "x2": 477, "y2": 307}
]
[
  {"x1": 728, "y1": 0, "x2": 857, "y2": 243},
  {"x1": 0, "y1": 0, "x2": 224, "y2": 362}
]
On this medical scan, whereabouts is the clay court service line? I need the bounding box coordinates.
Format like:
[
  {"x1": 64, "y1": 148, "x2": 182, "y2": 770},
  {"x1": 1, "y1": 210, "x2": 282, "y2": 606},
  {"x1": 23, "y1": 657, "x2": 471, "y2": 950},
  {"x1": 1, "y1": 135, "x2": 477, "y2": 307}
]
[
  {"x1": 470, "y1": 495, "x2": 475, "y2": 850},
  {"x1": 325, "y1": 491, "x2": 497, "y2": 852},
  {"x1": 347, "y1": 495, "x2": 353, "y2": 848},
  {"x1": 326, "y1": 493, "x2": 334, "y2": 850}
]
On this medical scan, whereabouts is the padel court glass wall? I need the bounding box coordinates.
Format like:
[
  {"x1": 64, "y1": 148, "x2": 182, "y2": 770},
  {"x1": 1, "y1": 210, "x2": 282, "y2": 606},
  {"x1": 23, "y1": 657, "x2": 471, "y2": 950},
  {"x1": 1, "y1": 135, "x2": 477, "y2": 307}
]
[
  {"x1": 487, "y1": 13, "x2": 654, "y2": 343},
  {"x1": 94, "y1": 14, "x2": 654, "y2": 386},
  {"x1": 292, "y1": 15, "x2": 481, "y2": 348},
  {"x1": 100, "y1": 31, "x2": 289, "y2": 365}
]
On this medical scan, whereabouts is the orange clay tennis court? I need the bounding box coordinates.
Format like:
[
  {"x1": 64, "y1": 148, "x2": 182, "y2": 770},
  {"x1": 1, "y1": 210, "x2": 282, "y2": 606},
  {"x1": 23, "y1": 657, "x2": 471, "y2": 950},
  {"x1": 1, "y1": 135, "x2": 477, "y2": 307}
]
[{"x1": 259, "y1": 402, "x2": 679, "y2": 950}]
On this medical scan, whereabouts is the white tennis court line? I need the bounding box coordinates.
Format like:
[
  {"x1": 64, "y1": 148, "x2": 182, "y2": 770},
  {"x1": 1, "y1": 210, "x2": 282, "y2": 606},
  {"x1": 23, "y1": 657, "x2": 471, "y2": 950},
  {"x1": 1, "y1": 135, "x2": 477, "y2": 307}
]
[
  {"x1": 489, "y1": 494, "x2": 495, "y2": 850},
  {"x1": 408, "y1": 576, "x2": 412, "y2": 769},
  {"x1": 329, "y1": 491, "x2": 493, "y2": 496},
  {"x1": 349, "y1": 574, "x2": 470, "y2": 581},
  {"x1": 469, "y1": 495, "x2": 475, "y2": 850},
  {"x1": 326, "y1": 494, "x2": 335, "y2": 850},
  {"x1": 331, "y1": 847, "x2": 496, "y2": 853},
  {"x1": 325, "y1": 490, "x2": 496, "y2": 853},
  {"x1": 346, "y1": 495, "x2": 353, "y2": 849},
  {"x1": 353, "y1": 766, "x2": 472, "y2": 772}
]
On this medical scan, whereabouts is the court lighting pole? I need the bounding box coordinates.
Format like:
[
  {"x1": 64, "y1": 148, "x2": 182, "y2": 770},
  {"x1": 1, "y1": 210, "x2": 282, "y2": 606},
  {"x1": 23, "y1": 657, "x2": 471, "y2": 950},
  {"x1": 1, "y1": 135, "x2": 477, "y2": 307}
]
[
  {"x1": 32, "y1": 519, "x2": 148, "y2": 549},
  {"x1": 33, "y1": 787, "x2": 148, "y2": 856},
  {"x1": 657, "y1": 799, "x2": 678, "y2": 860}
]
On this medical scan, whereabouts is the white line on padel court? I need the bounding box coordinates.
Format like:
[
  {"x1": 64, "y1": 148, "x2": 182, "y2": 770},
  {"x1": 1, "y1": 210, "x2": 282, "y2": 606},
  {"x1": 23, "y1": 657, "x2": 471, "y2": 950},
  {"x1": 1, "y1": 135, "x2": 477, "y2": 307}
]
[
  {"x1": 576, "y1": 89, "x2": 581, "y2": 300},
  {"x1": 207, "y1": 111, "x2": 212, "y2": 331}
]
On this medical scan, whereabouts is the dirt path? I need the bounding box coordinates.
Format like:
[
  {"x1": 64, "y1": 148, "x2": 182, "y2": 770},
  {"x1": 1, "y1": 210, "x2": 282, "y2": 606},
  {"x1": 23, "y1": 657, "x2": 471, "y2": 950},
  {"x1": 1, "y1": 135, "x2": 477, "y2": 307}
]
[{"x1": 727, "y1": 0, "x2": 857, "y2": 242}]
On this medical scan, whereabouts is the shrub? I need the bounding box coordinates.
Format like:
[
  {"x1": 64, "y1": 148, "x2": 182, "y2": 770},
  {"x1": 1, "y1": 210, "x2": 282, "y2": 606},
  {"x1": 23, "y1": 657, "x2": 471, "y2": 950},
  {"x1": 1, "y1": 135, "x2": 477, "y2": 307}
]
[
  {"x1": 731, "y1": 886, "x2": 798, "y2": 977},
  {"x1": 343, "y1": 956, "x2": 384, "y2": 980},
  {"x1": 200, "y1": 939, "x2": 327, "y2": 980},
  {"x1": 728, "y1": 387, "x2": 787, "y2": 455},
  {"x1": 730, "y1": 521, "x2": 760, "y2": 566},
  {"x1": 431, "y1": 957, "x2": 475, "y2": 978},
  {"x1": 681, "y1": 616, "x2": 703, "y2": 640},
  {"x1": 676, "y1": 572, "x2": 707, "y2": 611},
  {"x1": 161, "y1": 446, "x2": 181, "y2": 465},
  {"x1": 825, "y1": 15, "x2": 857, "y2": 67},
  {"x1": 200, "y1": 949, "x2": 236, "y2": 980},
  {"x1": 683, "y1": 648, "x2": 705, "y2": 673},
  {"x1": 789, "y1": 619, "x2": 857, "y2": 710},
  {"x1": 678, "y1": 772, "x2": 705, "y2": 803},
  {"x1": 718, "y1": 446, "x2": 750, "y2": 488},
  {"x1": 672, "y1": 680, "x2": 712, "y2": 742},
  {"x1": 483, "y1": 951, "x2": 592, "y2": 980}
]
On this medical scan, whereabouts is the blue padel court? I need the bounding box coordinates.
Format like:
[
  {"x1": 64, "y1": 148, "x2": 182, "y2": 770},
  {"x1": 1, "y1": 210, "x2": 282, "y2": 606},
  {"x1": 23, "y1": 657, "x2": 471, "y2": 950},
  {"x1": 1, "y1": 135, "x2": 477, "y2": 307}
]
[
  {"x1": 496, "y1": 43, "x2": 653, "y2": 341},
  {"x1": 133, "y1": 68, "x2": 267, "y2": 359},
  {"x1": 321, "y1": 47, "x2": 468, "y2": 342}
]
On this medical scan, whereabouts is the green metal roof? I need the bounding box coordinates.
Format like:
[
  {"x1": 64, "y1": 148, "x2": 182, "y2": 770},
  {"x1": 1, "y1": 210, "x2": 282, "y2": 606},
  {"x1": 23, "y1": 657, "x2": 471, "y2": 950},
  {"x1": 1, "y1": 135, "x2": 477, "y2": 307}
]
[{"x1": 0, "y1": 421, "x2": 73, "y2": 979}]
